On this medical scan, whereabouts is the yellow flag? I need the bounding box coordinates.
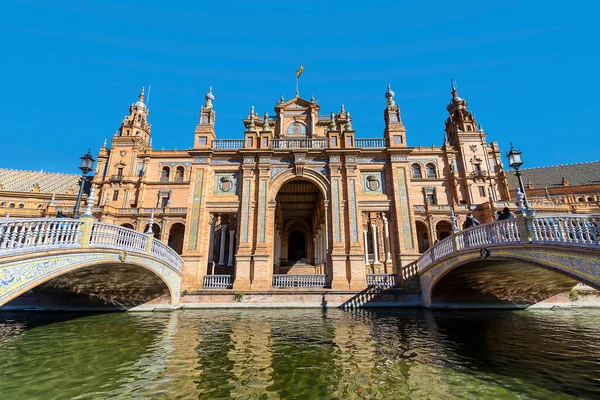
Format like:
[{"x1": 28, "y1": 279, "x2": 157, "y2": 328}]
[{"x1": 296, "y1": 65, "x2": 304, "y2": 78}]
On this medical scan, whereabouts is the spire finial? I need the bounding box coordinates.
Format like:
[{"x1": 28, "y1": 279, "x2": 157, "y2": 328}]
[
  {"x1": 248, "y1": 106, "x2": 256, "y2": 132},
  {"x1": 344, "y1": 111, "x2": 352, "y2": 130},
  {"x1": 146, "y1": 210, "x2": 155, "y2": 233},
  {"x1": 340, "y1": 104, "x2": 345, "y2": 114},
  {"x1": 279, "y1": 94, "x2": 285, "y2": 104},
  {"x1": 329, "y1": 112, "x2": 337, "y2": 131},
  {"x1": 263, "y1": 111, "x2": 271, "y2": 132},
  {"x1": 310, "y1": 94, "x2": 315, "y2": 103},
  {"x1": 139, "y1": 85, "x2": 145, "y2": 102},
  {"x1": 102, "y1": 138, "x2": 107, "y2": 149},
  {"x1": 204, "y1": 86, "x2": 215, "y2": 109},
  {"x1": 385, "y1": 84, "x2": 396, "y2": 107},
  {"x1": 451, "y1": 79, "x2": 457, "y2": 96}
]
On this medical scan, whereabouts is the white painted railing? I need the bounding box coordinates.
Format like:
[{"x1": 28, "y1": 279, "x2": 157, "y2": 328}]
[
  {"x1": 355, "y1": 138, "x2": 386, "y2": 148},
  {"x1": 272, "y1": 274, "x2": 327, "y2": 288},
  {"x1": 0, "y1": 218, "x2": 184, "y2": 272},
  {"x1": 211, "y1": 139, "x2": 245, "y2": 150},
  {"x1": 413, "y1": 213, "x2": 600, "y2": 275},
  {"x1": 203, "y1": 275, "x2": 234, "y2": 289},
  {"x1": 366, "y1": 274, "x2": 396, "y2": 287},
  {"x1": 271, "y1": 138, "x2": 329, "y2": 149},
  {"x1": 90, "y1": 223, "x2": 148, "y2": 253},
  {"x1": 0, "y1": 218, "x2": 83, "y2": 255},
  {"x1": 151, "y1": 240, "x2": 183, "y2": 271},
  {"x1": 529, "y1": 214, "x2": 600, "y2": 245}
]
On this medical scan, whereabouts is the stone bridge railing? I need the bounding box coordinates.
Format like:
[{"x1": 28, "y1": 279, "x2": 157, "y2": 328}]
[
  {"x1": 0, "y1": 217, "x2": 183, "y2": 271},
  {"x1": 405, "y1": 213, "x2": 600, "y2": 278}
]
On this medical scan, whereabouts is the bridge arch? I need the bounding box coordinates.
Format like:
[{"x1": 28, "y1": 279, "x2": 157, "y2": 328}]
[
  {"x1": 422, "y1": 245, "x2": 600, "y2": 308},
  {"x1": 0, "y1": 250, "x2": 181, "y2": 308}
]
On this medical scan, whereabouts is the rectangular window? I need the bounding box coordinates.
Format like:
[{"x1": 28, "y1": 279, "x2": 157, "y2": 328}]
[
  {"x1": 113, "y1": 190, "x2": 119, "y2": 201},
  {"x1": 161, "y1": 197, "x2": 169, "y2": 208},
  {"x1": 247, "y1": 137, "x2": 253, "y2": 147},
  {"x1": 426, "y1": 193, "x2": 436, "y2": 205},
  {"x1": 331, "y1": 136, "x2": 338, "y2": 147},
  {"x1": 474, "y1": 163, "x2": 482, "y2": 175},
  {"x1": 117, "y1": 168, "x2": 124, "y2": 178},
  {"x1": 478, "y1": 186, "x2": 485, "y2": 197},
  {"x1": 137, "y1": 162, "x2": 144, "y2": 176}
]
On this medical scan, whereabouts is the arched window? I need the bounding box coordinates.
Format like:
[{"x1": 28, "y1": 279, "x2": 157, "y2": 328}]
[
  {"x1": 411, "y1": 164, "x2": 422, "y2": 179},
  {"x1": 160, "y1": 166, "x2": 170, "y2": 182},
  {"x1": 426, "y1": 164, "x2": 437, "y2": 178},
  {"x1": 175, "y1": 166, "x2": 185, "y2": 182}
]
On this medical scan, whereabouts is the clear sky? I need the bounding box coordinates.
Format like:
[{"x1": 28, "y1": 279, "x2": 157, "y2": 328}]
[{"x1": 1, "y1": 0, "x2": 598, "y2": 175}]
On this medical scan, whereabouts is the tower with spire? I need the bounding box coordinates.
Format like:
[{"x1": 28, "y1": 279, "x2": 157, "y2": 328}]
[
  {"x1": 115, "y1": 86, "x2": 152, "y2": 144},
  {"x1": 444, "y1": 80, "x2": 479, "y2": 144},
  {"x1": 194, "y1": 87, "x2": 217, "y2": 149},
  {"x1": 383, "y1": 84, "x2": 407, "y2": 147}
]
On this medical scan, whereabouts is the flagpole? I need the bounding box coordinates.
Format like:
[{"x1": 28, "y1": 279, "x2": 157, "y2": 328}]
[{"x1": 296, "y1": 75, "x2": 299, "y2": 97}]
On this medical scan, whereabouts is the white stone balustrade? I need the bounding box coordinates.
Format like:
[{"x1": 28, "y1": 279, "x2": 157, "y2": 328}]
[
  {"x1": 0, "y1": 218, "x2": 83, "y2": 255},
  {"x1": 355, "y1": 138, "x2": 386, "y2": 148},
  {"x1": 211, "y1": 139, "x2": 245, "y2": 149},
  {"x1": 0, "y1": 217, "x2": 183, "y2": 272},
  {"x1": 90, "y1": 222, "x2": 148, "y2": 253},
  {"x1": 203, "y1": 275, "x2": 234, "y2": 289},
  {"x1": 272, "y1": 274, "x2": 326, "y2": 288},
  {"x1": 413, "y1": 213, "x2": 600, "y2": 275},
  {"x1": 271, "y1": 138, "x2": 329, "y2": 149},
  {"x1": 366, "y1": 274, "x2": 396, "y2": 287}
]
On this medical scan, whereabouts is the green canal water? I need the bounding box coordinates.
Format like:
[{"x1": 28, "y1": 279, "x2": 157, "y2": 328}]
[{"x1": 0, "y1": 309, "x2": 599, "y2": 399}]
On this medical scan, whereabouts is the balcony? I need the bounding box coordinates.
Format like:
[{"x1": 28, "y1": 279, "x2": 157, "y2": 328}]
[
  {"x1": 355, "y1": 138, "x2": 386, "y2": 148},
  {"x1": 271, "y1": 138, "x2": 329, "y2": 149},
  {"x1": 203, "y1": 274, "x2": 234, "y2": 289},
  {"x1": 272, "y1": 274, "x2": 327, "y2": 288},
  {"x1": 211, "y1": 140, "x2": 245, "y2": 150}
]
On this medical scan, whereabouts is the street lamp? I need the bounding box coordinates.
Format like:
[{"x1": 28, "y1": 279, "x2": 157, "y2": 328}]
[
  {"x1": 72, "y1": 149, "x2": 95, "y2": 218},
  {"x1": 506, "y1": 142, "x2": 528, "y2": 208}
]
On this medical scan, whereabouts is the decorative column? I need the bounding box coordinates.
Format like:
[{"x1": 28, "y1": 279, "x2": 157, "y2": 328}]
[
  {"x1": 382, "y1": 215, "x2": 392, "y2": 262},
  {"x1": 320, "y1": 223, "x2": 326, "y2": 265},
  {"x1": 227, "y1": 229, "x2": 235, "y2": 267},
  {"x1": 314, "y1": 236, "x2": 319, "y2": 265},
  {"x1": 363, "y1": 230, "x2": 369, "y2": 264},
  {"x1": 371, "y1": 223, "x2": 380, "y2": 264},
  {"x1": 207, "y1": 215, "x2": 215, "y2": 263},
  {"x1": 218, "y1": 223, "x2": 228, "y2": 265}
]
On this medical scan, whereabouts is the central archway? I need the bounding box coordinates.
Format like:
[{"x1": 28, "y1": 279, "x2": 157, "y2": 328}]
[{"x1": 272, "y1": 178, "x2": 327, "y2": 275}]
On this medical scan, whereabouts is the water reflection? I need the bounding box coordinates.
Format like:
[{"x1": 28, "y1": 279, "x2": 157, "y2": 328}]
[{"x1": 0, "y1": 309, "x2": 599, "y2": 399}]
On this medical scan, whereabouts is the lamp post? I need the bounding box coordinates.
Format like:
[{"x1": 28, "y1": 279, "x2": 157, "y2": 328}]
[
  {"x1": 506, "y1": 143, "x2": 527, "y2": 209},
  {"x1": 73, "y1": 149, "x2": 95, "y2": 218}
]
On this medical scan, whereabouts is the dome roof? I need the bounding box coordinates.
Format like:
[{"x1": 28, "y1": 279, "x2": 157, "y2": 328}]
[{"x1": 205, "y1": 86, "x2": 214, "y2": 102}]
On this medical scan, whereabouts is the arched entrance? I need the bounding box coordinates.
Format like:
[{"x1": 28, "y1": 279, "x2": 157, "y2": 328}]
[
  {"x1": 143, "y1": 223, "x2": 161, "y2": 239},
  {"x1": 415, "y1": 221, "x2": 429, "y2": 253},
  {"x1": 273, "y1": 179, "x2": 327, "y2": 275},
  {"x1": 168, "y1": 223, "x2": 185, "y2": 255},
  {"x1": 436, "y1": 221, "x2": 452, "y2": 240},
  {"x1": 288, "y1": 230, "x2": 306, "y2": 262}
]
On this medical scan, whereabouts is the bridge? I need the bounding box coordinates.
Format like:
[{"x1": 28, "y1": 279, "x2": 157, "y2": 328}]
[
  {"x1": 404, "y1": 212, "x2": 600, "y2": 308},
  {"x1": 0, "y1": 216, "x2": 183, "y2": 309}
]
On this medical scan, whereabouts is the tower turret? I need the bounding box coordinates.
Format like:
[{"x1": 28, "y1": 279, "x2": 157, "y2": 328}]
[
  {"x1": 116, "y1": 86, "x2": 151, "y2": 144},
  {"x1": 383, "y1": 84, "x2": 406, "y2": 147},
  {"x1": 194, "y1": 87, "x2": 217, "y2": 149},
  {"x1": 444, "y1": 80, "x2": 479, "y2": 143}
]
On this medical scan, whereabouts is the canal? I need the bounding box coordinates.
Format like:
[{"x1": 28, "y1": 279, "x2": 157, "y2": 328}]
[{"x1": 0, "y1": 309, "x2": 599, "y2": 399}]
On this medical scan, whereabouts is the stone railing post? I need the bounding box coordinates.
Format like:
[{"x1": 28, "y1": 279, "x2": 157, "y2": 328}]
[
  {"x1": 451, "y1": 231, "x2": 461, "y2": 252},
  {"x1": 516, "y1": 210, "x2": 537, "y2": 244},
  {"x1": 145, "y1": 232, "x2": 154, "y2": 254},
  {"x1": 79, "y1": 216, "x2": 94, "y2": 248}
]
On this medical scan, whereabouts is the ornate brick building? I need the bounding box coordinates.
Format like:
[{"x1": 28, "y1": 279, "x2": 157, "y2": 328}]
[
  {"x1": 8, "y1": 83, "x2": 595, "y2": 292},
  {"x1": 71, "y1": 82, "x2": 514, "y2": 291}
]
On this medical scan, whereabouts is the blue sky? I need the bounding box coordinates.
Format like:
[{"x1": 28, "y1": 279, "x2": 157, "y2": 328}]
[{"x1": 1, "y1": 0, "x2": 598, "y2": 174}]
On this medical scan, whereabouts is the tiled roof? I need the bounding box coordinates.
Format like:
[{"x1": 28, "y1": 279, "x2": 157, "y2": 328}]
[
  {"x1": 0, "y1": 168, "x2": 91, "y2": 195},
  {"x1": 507, "y1": 161, "x2": 600, "y2": 189}
]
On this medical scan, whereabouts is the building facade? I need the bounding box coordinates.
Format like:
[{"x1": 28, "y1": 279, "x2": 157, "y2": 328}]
[
  {"x1": 6, "y1": 83, "x2": 596, "y2": 292},
  {"x1": 80, "y1": 83, "x2": 515, "y2": 291}
]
